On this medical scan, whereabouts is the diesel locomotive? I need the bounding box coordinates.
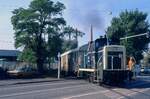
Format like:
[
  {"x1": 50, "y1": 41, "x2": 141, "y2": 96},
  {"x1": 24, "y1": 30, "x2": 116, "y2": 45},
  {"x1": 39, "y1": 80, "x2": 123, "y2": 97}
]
[{"x1": 61, "y1": 36, "x2": 129, "y2": 84}]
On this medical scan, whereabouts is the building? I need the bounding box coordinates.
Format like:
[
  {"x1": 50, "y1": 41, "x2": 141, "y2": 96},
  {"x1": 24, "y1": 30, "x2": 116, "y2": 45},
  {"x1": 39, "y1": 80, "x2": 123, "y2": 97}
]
[{"x1": 0, "y1": 49, "x2": 20, "y2": 61}]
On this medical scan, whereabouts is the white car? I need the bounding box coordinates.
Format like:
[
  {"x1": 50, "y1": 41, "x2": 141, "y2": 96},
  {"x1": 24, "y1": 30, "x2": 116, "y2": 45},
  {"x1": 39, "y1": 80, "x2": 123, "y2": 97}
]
[{"x1": 7, "y1": 66, "x2": 38, "y2": 77}]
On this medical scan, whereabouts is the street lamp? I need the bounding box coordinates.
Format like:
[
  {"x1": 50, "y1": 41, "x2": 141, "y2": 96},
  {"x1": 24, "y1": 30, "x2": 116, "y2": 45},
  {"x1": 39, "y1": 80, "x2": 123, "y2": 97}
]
[
  {"x1": 105, "y1": 30, "x2": 109, "y2": 45},
  {"x1": 57, "y1": 52, "x2": 61, "y2": 79},
  {"x1": 105, "y1": 11, "x2": 112, "y2": 45},
  {"x1": 120, "y1": 32, "x2": 150, "y2": 40}
]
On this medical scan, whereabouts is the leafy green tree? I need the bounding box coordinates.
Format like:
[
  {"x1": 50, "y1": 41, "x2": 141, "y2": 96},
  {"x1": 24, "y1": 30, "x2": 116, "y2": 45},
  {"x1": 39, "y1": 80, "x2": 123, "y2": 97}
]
[
  {"x1": 141, "y1": 52, "x2": 150, "y2": 67},
  {"x1": 63, "y1": 26, "x2": 85, "y2": 40},
  {"x1": 63, "y1": 26, "x2": 74, "y2": 40},
  {"x1": 62, "y1": 39, "x2": 78, "y2": 52},
  {"x1": 11, "y1": 0, "x2": 66, "y2": 73},
  {"x1": 18, "y1": 48, "x2": 36, "y2": 63},
  {"x1": 107, "y1": 9, "x2": 150, "y2": 62},
  {"x1": 62, "y1": 26, "x2": 85, "y2": 50}
]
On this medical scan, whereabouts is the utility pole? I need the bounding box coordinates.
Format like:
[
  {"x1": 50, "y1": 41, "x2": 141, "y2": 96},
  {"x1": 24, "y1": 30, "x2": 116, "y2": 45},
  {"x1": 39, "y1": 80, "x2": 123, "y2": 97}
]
[{"x1": 75, "y1": 28, "x2": 78, "y2": 48}]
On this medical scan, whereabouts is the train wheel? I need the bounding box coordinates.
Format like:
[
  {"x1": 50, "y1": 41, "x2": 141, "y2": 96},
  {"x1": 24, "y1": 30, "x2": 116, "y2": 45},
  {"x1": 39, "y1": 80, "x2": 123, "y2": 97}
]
[
  {"x1": 88, "y1": 76, "x2": 92, "y2": 83},
  {"x1": 99, "y1": 79, "x2": 103, "y2": 86},
  {"x1": 99, "y1": 82, "x2": 103, "y2": 86},
  {"x1": 88, "y1": 74, "x2": 94, "y2": 83}
]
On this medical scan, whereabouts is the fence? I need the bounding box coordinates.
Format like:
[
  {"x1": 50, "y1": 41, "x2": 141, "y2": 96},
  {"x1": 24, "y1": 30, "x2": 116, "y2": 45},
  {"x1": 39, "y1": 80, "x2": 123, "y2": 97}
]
[{"x1": 0, "y1": 60, "x2": 59, "y2": 71}]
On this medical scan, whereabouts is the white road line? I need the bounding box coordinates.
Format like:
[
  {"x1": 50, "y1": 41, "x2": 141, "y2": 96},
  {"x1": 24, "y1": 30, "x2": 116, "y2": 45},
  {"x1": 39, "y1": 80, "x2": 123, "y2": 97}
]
[
  {"x1": 0, "y1": 84, "x2": 91, "y2": 98},
  {"x1": 63, "y1": 90, "x2": 110, "y2": 99},
  {"x1": 0, "y1": 81, "x2": 87, "y2": 90},
  {"x1": 117, "y1": 88, "x2": 150, "y2": 99}
]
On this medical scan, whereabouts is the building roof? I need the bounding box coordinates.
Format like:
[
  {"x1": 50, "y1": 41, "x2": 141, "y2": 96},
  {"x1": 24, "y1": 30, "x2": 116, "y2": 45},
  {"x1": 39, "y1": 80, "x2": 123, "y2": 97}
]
[{"x1": 0, "y1": 50, "x2": 20, "y2": 57}]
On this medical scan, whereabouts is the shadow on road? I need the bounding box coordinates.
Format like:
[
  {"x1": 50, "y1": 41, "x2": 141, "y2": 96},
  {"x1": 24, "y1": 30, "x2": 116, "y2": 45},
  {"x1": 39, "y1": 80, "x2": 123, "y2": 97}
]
[{"x1": 106, "y1": 77, "x2": 150, "y2": 99}]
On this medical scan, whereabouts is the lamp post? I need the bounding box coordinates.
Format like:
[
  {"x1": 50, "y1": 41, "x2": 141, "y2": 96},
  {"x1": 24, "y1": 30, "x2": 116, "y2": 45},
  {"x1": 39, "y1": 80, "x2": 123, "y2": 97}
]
[
  {"x1": 105, "y1": 11, "x2": 112, "y2": 45},
  {"x1": 105, "y1": 30, "x2": 109, "y2": 45},
  {"x1": 57, "y1": 52, "x2": 61, "y2": 79}
]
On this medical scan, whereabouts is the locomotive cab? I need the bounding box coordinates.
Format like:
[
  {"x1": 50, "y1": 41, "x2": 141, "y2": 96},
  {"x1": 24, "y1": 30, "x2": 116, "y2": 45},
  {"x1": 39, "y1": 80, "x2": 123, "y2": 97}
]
[{"x1": 97, "y1": 45, "x2": 128, "y2": 84}]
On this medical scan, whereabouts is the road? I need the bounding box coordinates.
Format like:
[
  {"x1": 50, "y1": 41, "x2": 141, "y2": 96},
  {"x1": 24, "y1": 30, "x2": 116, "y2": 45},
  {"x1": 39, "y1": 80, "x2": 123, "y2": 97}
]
[{"x1": 0, "y1": 76, "x2": 149, "y2": 99}]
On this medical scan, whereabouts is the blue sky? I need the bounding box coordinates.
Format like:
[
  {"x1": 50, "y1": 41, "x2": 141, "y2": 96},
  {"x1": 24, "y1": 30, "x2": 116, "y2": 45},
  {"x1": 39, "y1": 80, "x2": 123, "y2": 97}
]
[{"x1": 0, "y1": 0, "x2": 150, "y2": 50}]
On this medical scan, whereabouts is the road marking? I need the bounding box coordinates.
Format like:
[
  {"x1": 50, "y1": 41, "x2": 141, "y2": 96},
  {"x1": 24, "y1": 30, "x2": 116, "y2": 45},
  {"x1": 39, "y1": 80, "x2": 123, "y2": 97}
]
[
  {"x1": 0, "y1": 84, "x2": 91, "y2": 98},
  {"x1": 63, "y1": 90, "x2": 109, "y2": 99},
  {"x1": 117, "y1": 88, "x2": 150, "y2": 99},
  {"x1": 0, "y1": 80, "x2": 87, "y2": 90}
]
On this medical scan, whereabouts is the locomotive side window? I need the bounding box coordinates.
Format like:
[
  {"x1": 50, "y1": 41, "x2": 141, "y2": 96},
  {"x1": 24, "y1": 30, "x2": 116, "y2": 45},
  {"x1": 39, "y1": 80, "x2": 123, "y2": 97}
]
[{"x1": 85, "y1": 52, "x2": 95, "y2": 69}]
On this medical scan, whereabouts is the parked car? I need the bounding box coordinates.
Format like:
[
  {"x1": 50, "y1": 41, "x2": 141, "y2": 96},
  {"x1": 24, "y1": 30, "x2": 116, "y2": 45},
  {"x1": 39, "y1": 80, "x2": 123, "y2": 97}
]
[
  {"x1": 7, "y1": 65, "x2": 38, "y2": 78},
  {"x1": 140, "y1": 66, "x2": 150, "y2": 74}
]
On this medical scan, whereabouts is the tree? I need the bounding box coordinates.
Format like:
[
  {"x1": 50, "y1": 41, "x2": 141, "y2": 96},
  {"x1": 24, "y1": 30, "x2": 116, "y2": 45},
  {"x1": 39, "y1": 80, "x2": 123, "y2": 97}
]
[
  {"x1": 62, "y1": 39, "x2": 78, "y2": 52},
  {"x1": 141, "y1": 50, "x2": 150, "y2": 67},
  {"x1": 141, "y1": 52, "x2": 150, "y2": 67},
  {"x1": 63, "y1": 26, "x2": 85, "y2": 40},
  {"x1": 11, "y1": 0, "x2": 66, "y2": 73},
  {"x1": 62, "y1": 26, "x2": 85, "y2": 50},
  {"x1": 18, "y1": 48, "x2": 36, "y2": 63},
  {"x1": 107, "y1": 9, "x2": 150, "y2": 62}
]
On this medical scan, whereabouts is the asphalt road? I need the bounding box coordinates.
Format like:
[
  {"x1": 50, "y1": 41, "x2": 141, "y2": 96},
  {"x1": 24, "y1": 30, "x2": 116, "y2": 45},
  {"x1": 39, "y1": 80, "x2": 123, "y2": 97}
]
[{"x1": 0, "y1": 76, "x2": 149, "y2": 99}]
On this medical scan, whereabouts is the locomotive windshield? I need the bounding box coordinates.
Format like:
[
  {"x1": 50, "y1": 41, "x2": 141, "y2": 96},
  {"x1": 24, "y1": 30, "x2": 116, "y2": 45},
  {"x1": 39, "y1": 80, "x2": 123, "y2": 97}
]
[{"x1": 107, "y1": 51, "x2": 123, "y2": 69}]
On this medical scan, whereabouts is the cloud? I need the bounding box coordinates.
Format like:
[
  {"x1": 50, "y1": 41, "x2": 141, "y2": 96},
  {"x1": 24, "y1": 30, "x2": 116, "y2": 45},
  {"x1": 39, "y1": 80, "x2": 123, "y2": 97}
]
[
  {"x1": 65, "y1": 0, "x2": 109, "y2": 30},
  {"x1": 61, "y1": 0, "x2": 111, "y2": 45}
]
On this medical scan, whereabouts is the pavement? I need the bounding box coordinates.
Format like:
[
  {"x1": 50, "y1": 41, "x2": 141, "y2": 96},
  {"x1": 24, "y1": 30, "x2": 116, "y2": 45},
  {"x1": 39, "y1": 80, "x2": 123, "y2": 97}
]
[
  {"x1": 0, "y1": 76, "x2": 149, "y2": 99},
  {"x1": 0, "y1": 77, "x2": 61, "y2": 86}
]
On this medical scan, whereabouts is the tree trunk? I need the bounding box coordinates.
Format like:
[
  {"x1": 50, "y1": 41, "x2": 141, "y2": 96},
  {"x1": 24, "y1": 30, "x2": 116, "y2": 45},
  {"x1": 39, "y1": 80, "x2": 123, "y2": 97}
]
[
  {"x1": 48, "y1": 57, "x2": 51, "y2": 70},
  {"x1": 69, "y1": 34, "x2": 71, "y2": 40},
  {"x1": 36, "y1": 34, "x2": 45, "y2": 74},
  {"x1": 37, "y1": 57, "x2": 44, "y2": 74}
]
